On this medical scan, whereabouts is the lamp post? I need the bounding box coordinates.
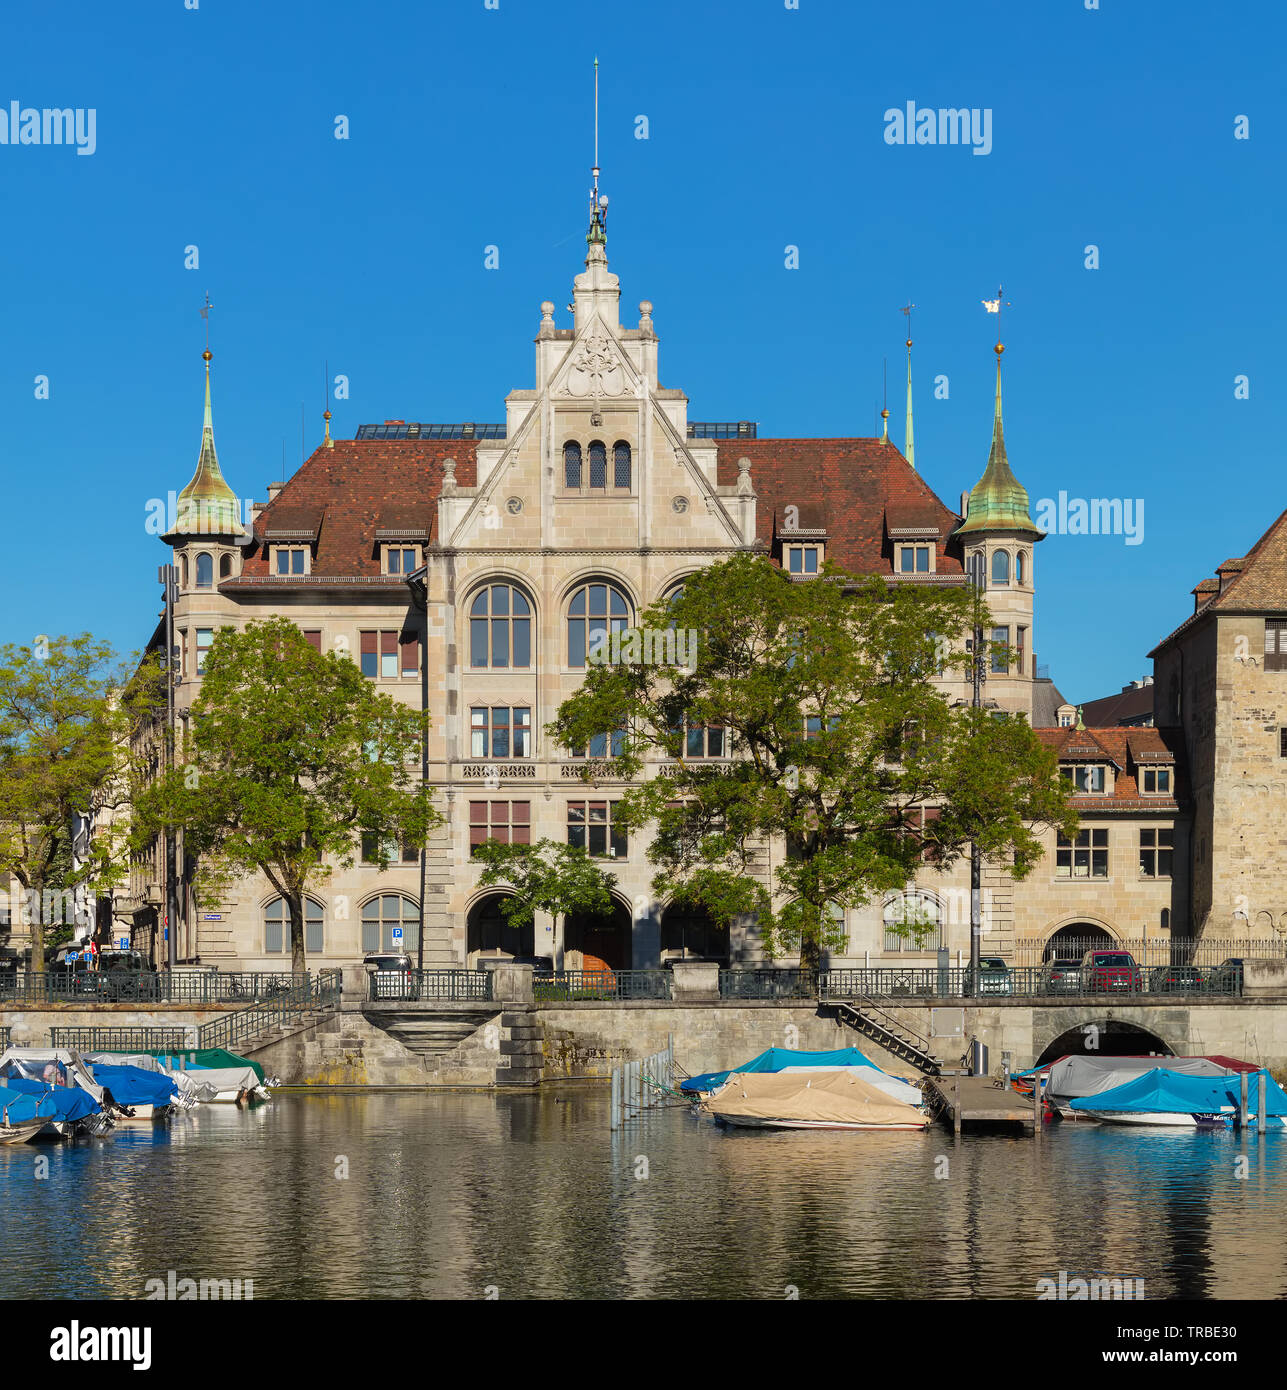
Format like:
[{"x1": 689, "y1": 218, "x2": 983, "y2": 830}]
[{"x1": 160, "y1": 563, "x2": 179, "y2": 972}]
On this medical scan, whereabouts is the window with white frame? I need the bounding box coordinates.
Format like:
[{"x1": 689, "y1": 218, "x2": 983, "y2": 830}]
[{"x1": 471, "y1": 707, "x2": 532, "y2": 758}]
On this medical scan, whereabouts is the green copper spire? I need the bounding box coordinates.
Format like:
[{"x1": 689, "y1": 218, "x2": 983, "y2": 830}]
[
  {"x1": 956, "y1": 344, "x2": 1043, "y2": 539},
  {"x1": 174, "y1": 351, "x2": 242, "y2": 536}
]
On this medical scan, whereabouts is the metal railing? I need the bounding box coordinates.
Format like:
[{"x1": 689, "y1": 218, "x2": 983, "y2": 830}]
[
  {"x1": 1011, "y1": 938, "x2": 1284, "y2": 969},
  {"x1": 719, "y1": 968, "x2": 818, "y2": 999},
  {"x1": 535, "y1": 969, "x2": 671, "y2": 1002},
  {"x1": 197, "y1": 969, "x2": 342, "y2": 1053},
  {"x1": 0, "y1": 1026, "x2": 9, "y2": 1049},
  {"x1": 0, "y1": 970, "x2": 304, "y2": 1006},
  {"x1": 820, "y1": 965, "x2": 1243, "y2": 1000},
  {"x1": 368, "y1": 969, "x2": 493, "y2": 1002},
  {"x1": 50, "y1": 1026, "x2": 191, "y2": 1051}
]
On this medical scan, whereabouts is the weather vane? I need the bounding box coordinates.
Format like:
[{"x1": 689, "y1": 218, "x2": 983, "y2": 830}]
[{"x1": 981, "y1": 285, "x2": 1011, "y2": 347}]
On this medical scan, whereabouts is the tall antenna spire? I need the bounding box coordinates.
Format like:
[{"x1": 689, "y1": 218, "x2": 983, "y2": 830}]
[
  {"x1": 587, "y1": 56, "x2": 608, "y2": 246},
  {"x1": 901, "y1": 302, "x2": 916, "y2": 469},
  {"x1": 880, "y1": 356, "x2": 889, "y2": 441},
  {"x1": 322, "y1": 359, "x2": 333, "y2": 449}
]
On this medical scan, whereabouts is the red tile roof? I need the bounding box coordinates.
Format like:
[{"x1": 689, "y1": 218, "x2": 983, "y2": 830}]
[
  {"x1": 716, "y1": 438, "x2": 964, "y2": 575},
  {"x1": 228, "y1": 441, "x2": 477, "y2": 583},
  {"x1": 1035, "y1": 725, "x2": 1184, "y2": 811}
]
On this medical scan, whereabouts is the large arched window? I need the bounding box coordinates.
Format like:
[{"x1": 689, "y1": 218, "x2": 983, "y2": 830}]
[
  {"x1": 588, "y1": 440, "x2": 607, "y2": 489},
  {"x1": 264, "y1": 895, "x2": 324, "y2": 955},
  {"x1": 195, "y1": 552, "x2": 213, "y2": 588},
  {"x1": 990, "y1": 550, "x2": 1010, "y2": 586},
  {"x1": 469, "y1": 584, "x2": 532, "y2": 668},
  {"x1": 567, "y1": 581, "x2": 630, "y2": 667},
  {"x1": 563, "y1": 441, "x2": 582, "y2": 488},
  {"x1": 361, "y1": 893, "x2": 420, "y2": 954},
  {"x1": 883, "y1": 891, "x2": 943, "y2": 952},
  {"x1": 219, "y1": 553, "x2": 232, "y2": 579},
  {"x1": 613, "y1": 441, "x2": 632, "y2": 489}
]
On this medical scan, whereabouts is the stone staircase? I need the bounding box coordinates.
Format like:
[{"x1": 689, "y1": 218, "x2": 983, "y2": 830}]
[{"x1": 372, "y1": 1004, "x2": 498, "y2": 1058}]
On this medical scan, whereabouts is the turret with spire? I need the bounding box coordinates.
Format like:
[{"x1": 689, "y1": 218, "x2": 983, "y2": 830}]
[
  {"x1": 956, "y1": 342, "x2": 1042, "y2": 540},
  {"x1": 170, "y1": 347, "x2": 243, "y2": 540}
]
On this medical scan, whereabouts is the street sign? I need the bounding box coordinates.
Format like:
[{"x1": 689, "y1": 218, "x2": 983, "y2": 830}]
[
  {"x1": 118, "y1": 938, "x2": 128, "y2": 949},
  {"x1": 392, "y1": 928, "x2": 403, "y2": 940}
]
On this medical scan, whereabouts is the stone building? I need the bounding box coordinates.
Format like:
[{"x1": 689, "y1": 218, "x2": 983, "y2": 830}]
[
  {"x1": 1150, "y1": 512, "x2": 1287, "y2": 943},
  {"x1": 123, "y1": 192, "x2": 1195, "y2": 972}
]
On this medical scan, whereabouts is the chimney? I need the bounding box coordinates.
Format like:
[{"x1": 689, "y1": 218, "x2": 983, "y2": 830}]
[
  {"x1": 266, "y1": 482, "x2": 286, "y2": 502},
  {"x1": 959, "y1": 491, "x2": 970, "y2": 518}
]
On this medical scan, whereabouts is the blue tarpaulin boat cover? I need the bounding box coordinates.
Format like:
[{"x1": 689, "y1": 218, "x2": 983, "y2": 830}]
[
  {"x1": 0, "y1": 1084, "x2": 57, "y2": 1125},
  {"x1": 89, "y1": 1064, "x2": 177, "y2": 1109},
  {"x1": 681, "y1": 1047, "x2": 891, "y2": 1095},
  {"x1": 2, "y1": 1077, "x2": 100, "y2": 1121},
  {"x1": 1069, "y1": 1068, "x2": 1287, "y2": 1118}
]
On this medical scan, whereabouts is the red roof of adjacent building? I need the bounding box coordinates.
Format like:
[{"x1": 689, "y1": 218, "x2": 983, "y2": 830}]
[{"x1": 1034, "y1": 725, "x2": 1184, "y2": 812}]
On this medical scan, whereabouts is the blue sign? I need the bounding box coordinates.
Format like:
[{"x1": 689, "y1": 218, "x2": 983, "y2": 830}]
[
  {"x1": 392, "y1": 927, "x2": 403, "y2": 940},
  {"x1": 118, "y1": 938, "x2": 128, "y2": 949}
]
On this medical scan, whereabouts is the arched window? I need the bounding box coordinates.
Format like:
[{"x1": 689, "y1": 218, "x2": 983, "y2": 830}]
[
  {"x1": 219, "y1": 553, "x2": 232, "y2": 579},
  {"x1": 195, "y1": 552, "x2": 213, "y2": 588},
  {"x1": 1015, "y1": 550, "x2": 1026, "y2": 585},
  {"x1": 469, "y1": 584, "x2": 532, "y2": 668},
  {"x1": 990, "y1": 550, "x2": 1010, "y2": 586},
  {"x1": 263, "y1": 896, "x2": 324, "y2": 955},
  {"x1": 180, "y1": 555, "x2": 189, "y2": 588},
  {"x1": 563, "y1": 441, "x2": 582, "y2": 488},
  {"x1": 883, "y1": 891, "x2": 943, "y2": 952},
  {"x1": 1160, "y1": 908, "x2": 1171, "y2": 932},
  {"x1": 588, "y1": 440, "x2": 607, "y2": 489},
  {"x1": 361, "y1": 893, "x2": 420, "y2": 954},
  {"x1": 613, "y1": 440, "x2": 631, "y2": 489},
  {"x1": 567, "y1": 581, "x2": 630, "y2": 667}
]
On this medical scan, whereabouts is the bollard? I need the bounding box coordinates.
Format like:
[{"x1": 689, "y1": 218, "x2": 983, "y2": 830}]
[
  {"x1": 953, "y1": 1077, "x2": 961, "y2": 1137},
  {"x1": 1259, "y1": 1071, "x2": 1267, "y2": 1137},
  {"x1": 611, "y1": 1067, "x2": 620, "y2": 1131},
  {"x1": 1241, "y1": 1071, "x2": 1249, "y2": 1130}
]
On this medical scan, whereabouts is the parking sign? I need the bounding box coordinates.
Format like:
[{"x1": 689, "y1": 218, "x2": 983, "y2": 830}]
[{"x1": 392, "y1": 927, "x2": 403, "y2": 941}]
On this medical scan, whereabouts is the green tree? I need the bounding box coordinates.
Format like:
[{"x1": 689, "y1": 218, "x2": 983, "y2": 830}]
[
  {"x1": 133, "y1": 618, "x2": 440, "y2": 973},
  {"x1": 470, "y1": 838, "x2": 617, "y2": 953},
  {"x1": 0, "y1": 634, "x2": 159, "y2": 968},
  {"x1": 550, "y1": 552, "x2": 1077, "y2": 970}
]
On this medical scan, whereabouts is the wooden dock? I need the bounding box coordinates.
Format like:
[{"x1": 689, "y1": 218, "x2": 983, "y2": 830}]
[{"x1": 926, "y1": 1073, "x2": 1041, "y2": 1133}]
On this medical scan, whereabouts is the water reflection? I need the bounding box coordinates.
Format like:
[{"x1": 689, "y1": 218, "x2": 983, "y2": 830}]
[{"x1": 1, "y1": 1093, "x2": 1282, "y2": 1300}]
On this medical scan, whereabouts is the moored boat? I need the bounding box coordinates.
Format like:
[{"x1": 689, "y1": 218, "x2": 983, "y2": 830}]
[
  {"x1": 1044, "y1": 1055, "x2": 1255, "y2": 1120},
  {"x1": 1068, "y1": 1067, "x2": 1287, "y2": 1128},
  {"x1": 0, "y1": 1084, "x2": 57, "y2": 1145},
  {"x1": 682, "y1": 1046, "x2": 925, "y2": 1109},
  {"x1": 700, "y1": 1068, "x2": 930, "y2": 1131}
]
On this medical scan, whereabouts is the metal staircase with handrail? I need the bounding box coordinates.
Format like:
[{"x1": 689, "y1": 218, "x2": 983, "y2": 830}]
[{"x1": 822, "y1": 993, "x2": 942, "y2": 1076}]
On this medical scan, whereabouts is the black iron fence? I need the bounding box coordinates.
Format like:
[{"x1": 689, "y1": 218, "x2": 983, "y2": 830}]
[
  {"x1": 0, "y1": 1026, "x2": 9, "y2": 1049},
  {"x1": 0, "y1": 970, "x2": 305, "y2": 1006},
  {"x1": 368, "y1": 969, "x2": 493, "y2": 1002},
  {"x1": 719, "y1": 968, "x2": 817, "y2": 999},
  {"x1": 1011, "y1": 937, "x2": 1283, "y2": 969},
  {"x1": 50, "y1": 1026, "x2": 190, "y2": 1051},
  {"x1": 535, "y1": 970, "x2": 671, "y2": 1002}
]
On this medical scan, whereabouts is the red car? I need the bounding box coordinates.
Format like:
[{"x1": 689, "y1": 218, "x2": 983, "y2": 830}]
[{"x1": 1080, "y1": 950, "x2": 1143, "y2": 993}]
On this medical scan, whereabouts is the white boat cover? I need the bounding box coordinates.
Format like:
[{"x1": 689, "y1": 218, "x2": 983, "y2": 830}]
[
  {"x1": 0, "y1": 1047, "x2": 105, "y2": 1103},
  {"x1": 1047, "y1": 1055, "x2": 1230, "y2": 1101},
  {"x1": 701, "y1": 1069, "x2": 928, "y2": 1128},
  {"x1": 776, "y1": 1064, "x2": 924, "y2": 1107}
]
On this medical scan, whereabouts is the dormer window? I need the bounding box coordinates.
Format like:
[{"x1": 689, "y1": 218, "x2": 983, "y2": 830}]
[
  {"x1": 385, "y1": 546, "x2": 420, "y2": 575},
  {"x1": 787, "y1": 545, "x2": 821, "y2": 575},
  {"x1": 1061, "y1": 764, "x2": 1106, "y2": 793},
  {"x1": 898, "y1": 544, "x2": 931, "y2": 574},
  {"x1": 274, "y1": 547, "x2": 308, "y2": 576},
  {"x1": 1141, "y1": 767, "x2": 1171, "y2": 795}
]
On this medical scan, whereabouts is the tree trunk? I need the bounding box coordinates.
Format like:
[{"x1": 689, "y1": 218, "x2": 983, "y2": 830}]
[
  {"x1": 799, "y1": 934, "x2": 822, "y2": 973},
  {"x1": 27, "y1": 879, "x2": 45, "y2": 974},
  {"x1": 288, "y1": 890, "x2": 306, "y2": 975}
]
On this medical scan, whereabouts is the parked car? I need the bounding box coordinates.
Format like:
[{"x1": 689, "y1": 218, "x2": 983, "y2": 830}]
[
  {"x1": 364, "y1": 951, "x2": 416, "y2": 1000},
  {"x1": 1148, "y1": 964, "x2": 1207, "y2": 995},
  {"x1": 1038, "y1": 958, "x2": 1083, "y2": 995},
  {"x1": 977, "y1": 957, "x2": 1012, "y2": 996},
  {"x1": 1080, "y1": 950, "x2": 1142, "y2": 993}
]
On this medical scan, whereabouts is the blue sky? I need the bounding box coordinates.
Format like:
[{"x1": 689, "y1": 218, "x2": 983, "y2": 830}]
[{"x1": 0, "y1": 0, "x2": 1281, "y2": 704}]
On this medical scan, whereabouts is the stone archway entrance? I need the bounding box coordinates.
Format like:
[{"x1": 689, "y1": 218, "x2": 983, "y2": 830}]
[
  {"x1": 565, "y1": 901, "x2": 633, "y2": 972},
  {"x1": 467, "y1": 893, "x2": 533, "y2": 961},
  {"x1": 1043, "y1": 923, "x2": 1116, "y2": 962},
  {"x1": 660, "y1": 903, "x2": 729, "y2": 964},
  {"x1": 1036, "y1": 1018, "x2": 1174, "y2": 1067}
]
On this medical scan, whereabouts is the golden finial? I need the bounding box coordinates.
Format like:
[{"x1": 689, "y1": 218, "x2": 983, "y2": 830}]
[
  {"x1": 995, "y1": 342, "x2": 1004, "y2": 356},
  {"x1": 202, "y1": 349, "x2": 212, "y2": 363}
]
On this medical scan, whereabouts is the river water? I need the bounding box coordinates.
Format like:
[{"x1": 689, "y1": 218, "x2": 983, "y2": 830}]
[{"x1": 2, "y1": 1090, "x2": 1282, "y2": 1301}]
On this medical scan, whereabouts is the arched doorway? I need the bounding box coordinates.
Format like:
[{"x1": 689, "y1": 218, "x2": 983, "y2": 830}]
[
  {"x1": 467, "y1": 893, "x2": 533, "y2": 961},
  {"x1": 565, "y1": 900, "x2": 632, "y2": 972},
  {"x1": 1043, "y1": 923, "x2": 1115, "y2": 962},
  {"x1": 1036, "y1": 1019, "x2": 1174, "y2": 1067},
  {"x1": 660, "y1": 903, "x2": 729, "y2": 963}
]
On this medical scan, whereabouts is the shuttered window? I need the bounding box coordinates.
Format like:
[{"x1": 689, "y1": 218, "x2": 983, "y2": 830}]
[{"x1": 1265, "y1": 619, "x2": 1287, "y2": 672}]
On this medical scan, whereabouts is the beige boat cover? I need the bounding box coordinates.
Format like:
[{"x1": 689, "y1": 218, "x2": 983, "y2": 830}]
[{"x1": 701, "y1": 1068, "x2": 928, "y2": 1127}]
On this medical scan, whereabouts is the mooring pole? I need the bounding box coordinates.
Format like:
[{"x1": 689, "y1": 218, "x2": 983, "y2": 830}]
[
  {"x1": 1241, "y1": 1071, "x2": 1249, "y2": 1130},
  {"x1": 1259, "y1": 1071, "x2": 1267, "y2": 1137},
  {"x1": 953, "y1": 1077, "x2": 961, "y2": 1137},
  {"x1": 611, "y1": 1066, "x2": 620, "y2": 1130},
  {"x1": 1033, "y1": 1070, "x2": 1041, "y2": 1136}
]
